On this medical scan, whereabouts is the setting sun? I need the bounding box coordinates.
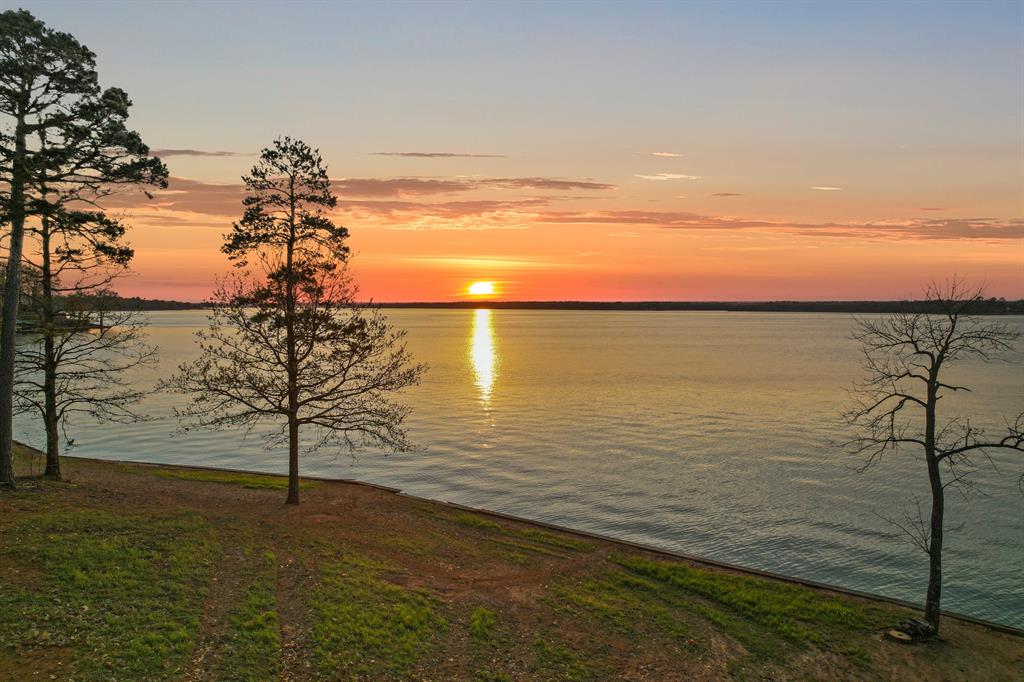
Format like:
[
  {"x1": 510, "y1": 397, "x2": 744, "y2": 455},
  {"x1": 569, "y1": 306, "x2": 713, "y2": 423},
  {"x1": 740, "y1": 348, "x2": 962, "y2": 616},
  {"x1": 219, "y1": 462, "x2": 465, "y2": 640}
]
[{"x1": 468, "y1": 281, "x2": 495, "y2": 296}]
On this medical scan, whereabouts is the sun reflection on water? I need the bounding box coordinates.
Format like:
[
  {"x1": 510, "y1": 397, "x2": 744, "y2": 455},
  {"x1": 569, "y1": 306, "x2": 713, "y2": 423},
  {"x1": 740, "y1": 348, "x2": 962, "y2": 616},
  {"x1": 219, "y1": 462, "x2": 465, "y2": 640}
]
[{"x1": 470, "y1": 308, "x2": 496, "y2": 405}]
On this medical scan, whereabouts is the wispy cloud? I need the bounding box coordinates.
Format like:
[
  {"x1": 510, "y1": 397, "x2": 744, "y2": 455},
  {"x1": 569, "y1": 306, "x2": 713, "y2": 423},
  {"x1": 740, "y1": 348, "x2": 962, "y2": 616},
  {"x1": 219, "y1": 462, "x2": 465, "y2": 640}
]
[
  {"x1": 334, "y1": 177, "x2": 473, "y2": 197},
  {"x1": 100, "y1": 176, "x2": 1023, "y2": 240},
  {"x1": 810, "y1": 186, "x2": 842, "y2": 191},
  {"x1": 537, "y1": 210, "x2": 1024, "y2": 240},
  {"x1": 391, "y1": 256, "x2": 561, "y2": 269},
  {"x1": 150, "y1": 149, "x2": 247, "y2": 157},
  {"x1": 712, "y1": 192, "x2": 742, "y2": 197},
  {"x1": 479, "y1": 177, "x2": 617, "y2": 191},
  {"x1": 642, "y1": 151, "x2": 682, "y2": 158},
  {"x1": 537, "y1": 210, "x2": 774, "y2": 230},
  {"x1": 919, "y1": 207, "x2": 945, "y2": 211},
  {"x1": 634, "y1": 173, "x2": 700, "y2": 181},
  {"x1": 370, "y1": 152, "x2": 505, "y2": 158}
]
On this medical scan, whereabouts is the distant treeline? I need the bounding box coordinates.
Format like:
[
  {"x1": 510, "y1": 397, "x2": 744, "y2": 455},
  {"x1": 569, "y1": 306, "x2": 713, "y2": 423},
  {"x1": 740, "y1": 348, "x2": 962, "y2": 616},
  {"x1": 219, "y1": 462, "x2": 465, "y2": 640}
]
[
  {"x1": 115, "y1": 297, "x2": 209, "y2": 311},
  {"x1": 374, "y1": 299, "x2": 1024, "y2": 314},
  {"x1": 109, "y1": 297, "x2": 1024, "y2": 314}
]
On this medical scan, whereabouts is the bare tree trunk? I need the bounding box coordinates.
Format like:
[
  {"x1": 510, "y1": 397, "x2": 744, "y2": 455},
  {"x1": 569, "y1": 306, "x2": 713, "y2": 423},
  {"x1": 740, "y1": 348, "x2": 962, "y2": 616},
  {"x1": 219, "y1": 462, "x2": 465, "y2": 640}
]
[
  {"x1": 0, "y1": 108, "x2": 28, "y2": 488},
  {"x1": 924, "y1": 456, "x2": 944, "y2": 633},
  {"x1": 923, "y1": 376, "x2": 942, "y2": 633}
]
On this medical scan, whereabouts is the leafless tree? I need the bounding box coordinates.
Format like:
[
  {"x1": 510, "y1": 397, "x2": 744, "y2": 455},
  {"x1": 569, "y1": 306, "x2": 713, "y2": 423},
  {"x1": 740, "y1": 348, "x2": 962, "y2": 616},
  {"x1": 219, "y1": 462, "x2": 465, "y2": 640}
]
[
  {"x1": 15, "y1": 282, "x2": 156, "y2": 468},
  {"x1": 844, "y1": 278, "x2": 1024, "y2": 633},
  {"x1": 163, "y1": 138, "x2": 424, "y2": 504}
]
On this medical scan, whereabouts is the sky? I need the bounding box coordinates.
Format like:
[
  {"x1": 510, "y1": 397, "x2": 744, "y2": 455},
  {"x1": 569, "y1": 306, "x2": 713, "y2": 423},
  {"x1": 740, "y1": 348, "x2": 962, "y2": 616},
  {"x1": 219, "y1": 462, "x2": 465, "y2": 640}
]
[{"x1": 9, "y1": 0, "x2": 1024, "y2": 301}]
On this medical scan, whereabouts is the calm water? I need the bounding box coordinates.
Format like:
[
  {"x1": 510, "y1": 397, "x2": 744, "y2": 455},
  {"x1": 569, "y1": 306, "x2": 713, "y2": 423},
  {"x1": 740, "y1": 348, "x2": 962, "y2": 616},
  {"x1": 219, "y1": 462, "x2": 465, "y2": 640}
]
[{"x1": 15, "y1": 310, "x2": 1024, "y2": 627}]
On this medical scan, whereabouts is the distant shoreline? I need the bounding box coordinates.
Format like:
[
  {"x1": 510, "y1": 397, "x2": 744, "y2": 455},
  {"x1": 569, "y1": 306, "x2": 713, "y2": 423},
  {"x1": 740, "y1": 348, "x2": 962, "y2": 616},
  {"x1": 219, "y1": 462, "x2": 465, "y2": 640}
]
[
  {"x1": 376, "y1": 300, "x2": 1024, "y2": 314},
  {"x1": 122, "y1": 299, "x2": 1024, "y2": 314}
]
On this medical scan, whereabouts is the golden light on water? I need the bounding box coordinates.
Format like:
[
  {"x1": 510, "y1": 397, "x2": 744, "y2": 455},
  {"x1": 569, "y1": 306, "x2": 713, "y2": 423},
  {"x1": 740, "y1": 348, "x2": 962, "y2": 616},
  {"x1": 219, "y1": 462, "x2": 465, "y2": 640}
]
[
  {"x1": 470, "y1": 308, "x2": 496, "y2": 405},
  {"x1": 468, "y1": 281, "x2": 495, "y2": 296}
]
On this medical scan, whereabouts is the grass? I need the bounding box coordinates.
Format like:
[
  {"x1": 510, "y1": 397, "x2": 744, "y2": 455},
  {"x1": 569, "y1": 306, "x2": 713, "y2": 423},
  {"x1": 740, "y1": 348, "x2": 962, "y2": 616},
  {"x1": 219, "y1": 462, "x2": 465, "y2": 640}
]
[
  {"x1": 307, "y1": 552, "x2": 444, "y2": 679},
  {"x1": 547, "y1": 555, "x2": 898, "y2": 676},
  {"x1": 617, "y1": 556, "x2": 893, "y2": 647},
  {"x1": 452, "y1": 512, "x2": 504, "y2": 531},
  {"x1": 2, "y1": 453, "x2": 1019, "y2": 681},
  {"x1": 531, "y1": 637, "x2": 601, "y2": 681},
  {"x1": 450, "y1": 510, "x2": 595, "y2": 556},
  {"x1": 468, "y1": 606, "x2": 497, "y2": 642},
  {"x1": 0, "y1": 506, "x2": 218, "y2": 680},
  {"x1": 217, "y1": 549, "x2": 280, "y2": 680},
  {"x1": 149, "y1": 467, "x2": 317, "y2": 490}
]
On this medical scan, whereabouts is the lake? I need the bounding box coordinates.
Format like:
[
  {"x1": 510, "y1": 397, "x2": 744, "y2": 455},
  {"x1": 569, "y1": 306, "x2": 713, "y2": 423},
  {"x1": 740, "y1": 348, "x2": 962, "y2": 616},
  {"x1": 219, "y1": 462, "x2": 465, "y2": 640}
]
[{"x1": 14, "y1": 309, "x2": 1024, "y2": 627}]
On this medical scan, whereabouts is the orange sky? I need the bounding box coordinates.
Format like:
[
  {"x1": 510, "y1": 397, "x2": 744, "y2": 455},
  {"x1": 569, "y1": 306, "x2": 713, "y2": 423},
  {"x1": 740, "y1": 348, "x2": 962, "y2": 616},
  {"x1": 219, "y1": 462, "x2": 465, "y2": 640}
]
[
  {"x1": 112, "y1": 169, "x2": 1022, "y2": 302},
  {"x1": 24, "y1": 1, "x2": 1023, "y2": 302}
]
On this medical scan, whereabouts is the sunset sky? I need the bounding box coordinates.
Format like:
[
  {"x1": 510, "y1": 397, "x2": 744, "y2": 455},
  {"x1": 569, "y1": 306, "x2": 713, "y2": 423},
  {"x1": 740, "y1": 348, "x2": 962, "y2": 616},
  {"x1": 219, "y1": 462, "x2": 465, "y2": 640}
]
[{"x1": 16, "y1": 0, "x2": 1023, "y2": 301}]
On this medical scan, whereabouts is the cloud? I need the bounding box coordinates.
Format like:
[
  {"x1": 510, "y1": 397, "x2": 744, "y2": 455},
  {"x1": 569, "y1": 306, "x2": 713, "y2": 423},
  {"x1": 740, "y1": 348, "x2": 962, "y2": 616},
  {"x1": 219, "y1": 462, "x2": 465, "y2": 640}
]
[
  {"x1": 150, "y1": 149, "x2": 246, "y2": 158},
  {"x1": 333, "y1": 177, "x2": 473, "y2": 197},
  {"x1": 536, "y1": 210, "x2": 775, "y2": 230},
  {"x1": 370, "y1": 152, "x2": 505, "y2": 158},
  {"x1": 536, "y1": 210, "x2": 1024, "y2": 240},
  {"x1": 97, "y1": 176, "x2": 245, "y2": 215},
  {"x1": 97, "y1": 176, "x2": 1022, "y2": 239},
  {"x1": 644, "y1": 151, "x2": 682, "y2": 158},
  {"x1": 334, "y1": 176, "x2": 616, "y2": 196},
  {"x1": 634, "y1": 173, "x2": 701, "y2": 181},
  {"x1": 712, "y1": 192, "x2": 742, "y2": 197},
  {"x1": 918, "y1": 207, "x2": 945, "y2": 211},
  {"x1": 810, "y1": 186, "x2": 842, "y2": 191},
  {"x1": 478, "y1": 177, "x2": 617, "y2": 191},
  {"x1": 99, "y1": 175, "x2": 615, "y2": 213}
]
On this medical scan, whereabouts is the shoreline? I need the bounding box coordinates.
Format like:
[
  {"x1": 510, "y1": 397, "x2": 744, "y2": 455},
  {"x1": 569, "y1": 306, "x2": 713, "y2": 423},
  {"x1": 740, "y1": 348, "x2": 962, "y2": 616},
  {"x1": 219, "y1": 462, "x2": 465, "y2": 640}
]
[{"x1": 16, "y1": 441, "x2": 1023, "y2": 637}]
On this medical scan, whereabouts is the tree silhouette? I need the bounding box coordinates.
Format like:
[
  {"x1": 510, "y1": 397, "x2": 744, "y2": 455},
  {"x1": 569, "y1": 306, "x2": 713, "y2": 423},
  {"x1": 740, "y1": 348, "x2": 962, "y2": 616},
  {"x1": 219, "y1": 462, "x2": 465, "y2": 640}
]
[
  {"x1": 164, "y1": 138, "x2": 424, "y2": 504},
  {"x1": 844, "y1": 279, "x2": 1024, "y2": 633},
  {"x1": 16, "y1": 210, "x2": 156, "y2": 478},
  {"x1": 0, "y1": 9, "x2": 166, "y2": 486}
]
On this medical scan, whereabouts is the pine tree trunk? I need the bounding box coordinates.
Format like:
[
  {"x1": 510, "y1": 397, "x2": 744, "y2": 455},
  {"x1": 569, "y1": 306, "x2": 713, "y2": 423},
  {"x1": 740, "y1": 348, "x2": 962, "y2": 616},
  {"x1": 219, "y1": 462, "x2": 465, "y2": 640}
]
[
  {"x1": 40, "y1": 222, "x2": 60, "y2": 480},
  {"x1": 0, "y1": 108, "x2": 28, "y2": 488},
  {"x1": 286, "y1": 416, "x2": 299, "y2": 505},
  {"x1": 283, "y1": 177, "x2": 299, "y2": 505}
]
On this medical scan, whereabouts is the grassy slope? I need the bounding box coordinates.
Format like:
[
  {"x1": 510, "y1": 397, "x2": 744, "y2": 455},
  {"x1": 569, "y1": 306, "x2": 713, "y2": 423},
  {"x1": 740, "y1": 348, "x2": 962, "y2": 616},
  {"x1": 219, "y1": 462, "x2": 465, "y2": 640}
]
[{"x1": 0, "y1": 444, "x2": 1021, "y2": 681}]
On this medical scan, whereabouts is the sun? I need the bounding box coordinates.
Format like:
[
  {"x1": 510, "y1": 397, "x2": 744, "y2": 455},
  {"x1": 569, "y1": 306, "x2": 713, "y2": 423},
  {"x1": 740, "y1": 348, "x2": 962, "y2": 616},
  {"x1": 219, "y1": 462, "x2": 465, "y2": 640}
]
[{"x1": 468, "y1": 281, "x2": 495, "y2": 296}]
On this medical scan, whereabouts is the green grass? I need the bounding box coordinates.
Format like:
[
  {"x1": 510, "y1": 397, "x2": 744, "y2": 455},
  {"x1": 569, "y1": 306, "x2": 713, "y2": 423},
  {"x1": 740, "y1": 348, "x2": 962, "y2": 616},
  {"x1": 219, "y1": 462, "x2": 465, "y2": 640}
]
[
  {"x1": 469, "y1": 606, "x2": 498, "y2": 642},
  {"x1": 217, "y1": 550, "x2": 280, "y2": 680},
  {"x1": 450, "y1": 511, "x2": 594, "y2": 556},
  {"x1": 308, "y1": 552, "x2": 444, "y2": 679},
  {"x1": 547, "y1": 556, "x2": 894, "y2": 675},
  {"x1": 452, "y1": 512, "x2": 504, "y2": 531},
  {"x1": 514, "y1": 528, "x2": 594, "y2": 552},
  {"x1": 531, "y1": 637, "x2": 600, "y2": 681},
  {"x1": 150, "y1": 467, "x2": 316, "y2": 490},
  {"x1": 617, "y1": 556, "x2": 891, "y2": 646},
  {"x1": 0, "y1": 508, "x2": 218, "y2": 680},
  {"x1": 551, "y1": 571, "x2": 692, "y2": 647}
]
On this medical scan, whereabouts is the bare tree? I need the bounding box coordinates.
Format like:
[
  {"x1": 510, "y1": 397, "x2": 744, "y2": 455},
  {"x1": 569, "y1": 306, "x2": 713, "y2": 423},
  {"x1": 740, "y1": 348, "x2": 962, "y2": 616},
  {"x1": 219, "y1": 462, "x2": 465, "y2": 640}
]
[
  {"x1": 15, "y1": 280, "x2": 156, "y2": 469},
  {"x1": 844, "y1": 279, "x2": 1024, "y2": 633},
  {"x1": 15, "y1": 207, "x2": 155, "y2": 479},
  {"x1": 163, "y1": 138, "x2": 424, "y2": 504}
]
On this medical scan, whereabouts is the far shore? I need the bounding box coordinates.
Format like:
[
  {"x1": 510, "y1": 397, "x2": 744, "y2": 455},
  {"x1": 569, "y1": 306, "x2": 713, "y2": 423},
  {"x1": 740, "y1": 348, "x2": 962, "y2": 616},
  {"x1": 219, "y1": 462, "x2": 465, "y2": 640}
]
[
  {"x1": 2, "y1": 441, "x2": 1021, "y2": 680},
  {"x1": 118, "y1": 298, "x2": 1024, "y2": 314}
]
